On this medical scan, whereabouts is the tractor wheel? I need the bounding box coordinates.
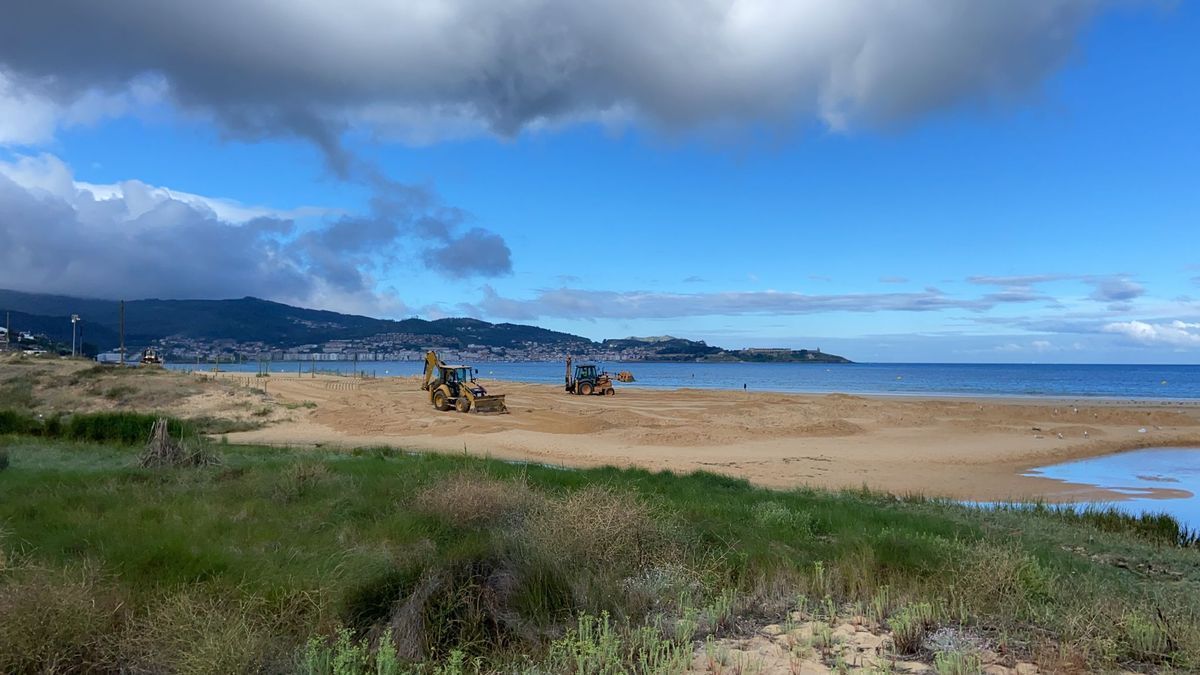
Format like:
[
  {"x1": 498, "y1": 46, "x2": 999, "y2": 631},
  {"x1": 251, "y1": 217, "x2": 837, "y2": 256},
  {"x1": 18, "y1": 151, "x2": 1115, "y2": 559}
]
[
  {"x1": 432, "y1": 390, "x2": 450, "y2": 411},
  {"x1": 455, "y1": 397, "x2": 471, "y2": 413},
  {"x1": 579, "y1": 382, "x2": 594, "y2": 396},
  {"x1": 604, "y1": 387, "x2": 615, "y2": 396}
]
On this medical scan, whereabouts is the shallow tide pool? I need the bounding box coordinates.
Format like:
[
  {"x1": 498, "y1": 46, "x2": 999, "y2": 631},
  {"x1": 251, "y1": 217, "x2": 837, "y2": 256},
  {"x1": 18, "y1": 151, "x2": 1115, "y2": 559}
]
[{"x1": 1024, "y1": 447, "x2": 1200, "y2": 531}]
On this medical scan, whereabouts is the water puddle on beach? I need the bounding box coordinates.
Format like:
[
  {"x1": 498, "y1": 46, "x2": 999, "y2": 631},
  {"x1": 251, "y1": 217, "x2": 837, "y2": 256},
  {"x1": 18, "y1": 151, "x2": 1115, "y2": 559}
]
[{"x1": 1024, "y1": 447, "x2": 1200, "y2": 530}]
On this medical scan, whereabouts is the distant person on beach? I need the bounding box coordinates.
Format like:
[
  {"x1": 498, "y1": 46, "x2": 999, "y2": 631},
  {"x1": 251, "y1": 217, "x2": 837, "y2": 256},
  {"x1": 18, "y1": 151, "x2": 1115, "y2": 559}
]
[{"x1": 743, "y1": 383, "x2": 747, "y2": 391}]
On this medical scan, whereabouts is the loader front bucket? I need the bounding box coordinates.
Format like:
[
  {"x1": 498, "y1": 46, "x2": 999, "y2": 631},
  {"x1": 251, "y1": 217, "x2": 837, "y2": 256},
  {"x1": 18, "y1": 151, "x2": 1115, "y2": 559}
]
[{"x1": 473, "y1": 394, "x2": 508, "y2": 414}]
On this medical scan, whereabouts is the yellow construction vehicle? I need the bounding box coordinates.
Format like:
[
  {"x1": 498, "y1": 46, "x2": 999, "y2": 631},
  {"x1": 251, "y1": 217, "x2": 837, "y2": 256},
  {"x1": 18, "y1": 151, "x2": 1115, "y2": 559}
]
[
  {"x1": 565, "y1": 357, "x2": 615, "y2": 395},
  {"x1": 421, "y1": 351, "x2": 508, "y2": 413}
]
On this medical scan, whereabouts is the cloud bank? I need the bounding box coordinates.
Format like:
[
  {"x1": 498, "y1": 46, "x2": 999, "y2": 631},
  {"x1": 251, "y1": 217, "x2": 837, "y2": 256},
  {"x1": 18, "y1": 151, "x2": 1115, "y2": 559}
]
[
  {"x1": 1, "y1": 0, "x2": 1108, "y2": 152},
  {"x1": 1104, "y1": 320, "x2": 1200, "y2": 347},
  {"x1": 0, "y1": 154, "x2": 510, "y2": 310},
  {"x1": 471, "y1": 285, "x2": 1036, "y2": 321}
]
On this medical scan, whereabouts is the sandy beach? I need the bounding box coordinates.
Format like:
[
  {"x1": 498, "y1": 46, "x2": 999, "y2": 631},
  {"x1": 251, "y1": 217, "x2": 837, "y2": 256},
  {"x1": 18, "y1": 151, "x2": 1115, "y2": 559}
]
[{"x1": 219, "y1": 373, "x2": 1200, "y2": 502}]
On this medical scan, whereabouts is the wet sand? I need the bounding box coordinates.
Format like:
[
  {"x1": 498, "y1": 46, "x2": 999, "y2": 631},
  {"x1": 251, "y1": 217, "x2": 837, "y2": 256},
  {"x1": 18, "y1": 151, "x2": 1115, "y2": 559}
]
[{"x1": 224, "y1": 374, "x2": 1200, "y2": 502}]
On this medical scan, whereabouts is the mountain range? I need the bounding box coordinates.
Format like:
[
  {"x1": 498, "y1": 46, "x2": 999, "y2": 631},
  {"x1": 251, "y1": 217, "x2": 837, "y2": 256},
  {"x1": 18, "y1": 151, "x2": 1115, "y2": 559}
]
[{"x1": 0, "y1": 289, "x2": 851, "y2": 363}]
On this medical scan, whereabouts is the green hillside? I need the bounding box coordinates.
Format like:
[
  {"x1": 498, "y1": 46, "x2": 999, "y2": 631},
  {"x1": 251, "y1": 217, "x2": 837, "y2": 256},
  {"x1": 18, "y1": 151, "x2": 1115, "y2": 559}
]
[
  {"x1": 0, "y1": 290, "x2": 852, "y2": 362},
  {"x1": 0, "y1": 290, "x2": 592, "y2": 351}
]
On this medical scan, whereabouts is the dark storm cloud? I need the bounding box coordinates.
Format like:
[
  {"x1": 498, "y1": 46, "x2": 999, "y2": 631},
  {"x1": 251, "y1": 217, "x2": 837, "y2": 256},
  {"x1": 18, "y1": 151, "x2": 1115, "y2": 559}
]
[
  {"x1": 422, "y1": 229, "x2": 513, "y2": 280},
  {"x1": 0, "y1": 0, "x2": 1112, "y2": 156},
  {"x1": 295, "y1": 178, "x2": 513, "y2": 282}
]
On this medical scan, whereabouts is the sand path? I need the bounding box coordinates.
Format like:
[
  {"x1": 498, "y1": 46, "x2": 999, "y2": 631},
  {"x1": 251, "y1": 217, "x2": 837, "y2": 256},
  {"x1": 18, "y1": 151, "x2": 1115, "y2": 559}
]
[{"x1": 224, "y1": 374, "x2": 1200, "y2": 502}]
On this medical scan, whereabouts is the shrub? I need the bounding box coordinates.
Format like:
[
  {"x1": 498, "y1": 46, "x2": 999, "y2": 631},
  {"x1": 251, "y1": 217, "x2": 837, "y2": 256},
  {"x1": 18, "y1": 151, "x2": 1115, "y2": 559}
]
[
  {"x1": 1123, "y1": 611, "x2": 1170, "y2": 663},
  {"x1": 541, "y1": 611, "x2": 691, "y2": 675},
  {"x1": 0, "y1": 563, "x2": 127, "y2": 672},
  {"x1": 123, "y1": 592, "x2": 281, "y2": 674},
  {"x1": 104, "y1": 384, "x2": 137, "y2": 400},
  {"x1": 751, "y1": 500, "x2": 815, "y2": 534},
  {"x1": 0, "y1": 409, "x2": 38, "y2": 435},
  {"x1": 383, "y1": 555, "x2": 529, "y2": 661},
  {"x1": 519, "y1": 485, "x2": 675, "y2": 573},
  {"x1": 889, "y1": 602, "x2": 936, "y2": 654},
  {"x1": 933, "y1": 649, "x2": 983, "y2": 675},
  {"x1": 955, "y1": 542, "x2": 1056, "y2": 615},
  {"x1": 0, "y1": 376, "x2": 37, "y2": 409},
  {"x1": 0, "y1": 410, "x2": 204, "y2": 447},
  {"x1": 273, "y1": 461, "x2": 330, "y2": 502},
  {"x1": 65, "y1": 412, "x2": 187, "y2": 445},
  {"x1": 414, "y1": 473, "x2": 539, "y2": 527},
  {"x1": 0, "y1": 448, "x2": 8, "y2": 472}
]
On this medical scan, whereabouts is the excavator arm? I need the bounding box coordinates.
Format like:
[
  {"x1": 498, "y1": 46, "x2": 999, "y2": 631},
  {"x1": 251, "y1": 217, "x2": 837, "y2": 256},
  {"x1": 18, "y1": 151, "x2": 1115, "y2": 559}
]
[{"x1": 421, "y1": 351, "x2": 441, "y2": 391}]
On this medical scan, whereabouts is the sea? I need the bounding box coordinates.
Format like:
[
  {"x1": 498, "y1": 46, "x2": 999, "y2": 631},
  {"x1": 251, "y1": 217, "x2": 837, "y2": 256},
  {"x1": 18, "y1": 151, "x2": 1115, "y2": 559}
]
[{"x1": 169, "y1": 361, "x2": 1200, "y2": 400}]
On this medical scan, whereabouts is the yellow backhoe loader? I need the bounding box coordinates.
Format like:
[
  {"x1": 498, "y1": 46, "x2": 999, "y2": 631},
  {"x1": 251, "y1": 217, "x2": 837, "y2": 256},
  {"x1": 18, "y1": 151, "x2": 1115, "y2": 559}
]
[
  {"x1": 421, "y1": 351, "x2": 508, "y2": 413},
  {"x1": 565, "y1": 357, "x2": 615, "y2": 395}
]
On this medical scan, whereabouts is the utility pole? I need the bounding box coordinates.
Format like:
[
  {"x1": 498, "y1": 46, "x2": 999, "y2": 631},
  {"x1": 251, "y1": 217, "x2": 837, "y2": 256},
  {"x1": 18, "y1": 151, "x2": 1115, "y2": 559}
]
[
  {"x1": 119, "y1": 301, "x2": 126, "y2": 366},
  {"x1": 71, "y1": 314, "x2": 80, "y2": 357}
]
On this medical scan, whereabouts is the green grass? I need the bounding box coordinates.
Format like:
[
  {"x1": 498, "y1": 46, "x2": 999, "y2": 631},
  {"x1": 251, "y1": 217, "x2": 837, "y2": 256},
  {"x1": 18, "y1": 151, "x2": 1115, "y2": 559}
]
[
  {"x1": 1, "y1": 437, "x2": 1198, "y2": 673},
  {"x1": 0, "y1": 409, "x2": 236, "y2": 444}
]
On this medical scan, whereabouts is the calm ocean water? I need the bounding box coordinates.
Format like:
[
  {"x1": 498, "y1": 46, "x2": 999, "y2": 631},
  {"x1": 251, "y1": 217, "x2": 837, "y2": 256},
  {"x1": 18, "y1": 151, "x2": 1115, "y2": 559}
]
[
  {"x1": 171, "y1": 361, "x2": 1200, "y2": 399},
  {"x1": 1022, "y1": 448, "x2": 1200, "y2": 530}
]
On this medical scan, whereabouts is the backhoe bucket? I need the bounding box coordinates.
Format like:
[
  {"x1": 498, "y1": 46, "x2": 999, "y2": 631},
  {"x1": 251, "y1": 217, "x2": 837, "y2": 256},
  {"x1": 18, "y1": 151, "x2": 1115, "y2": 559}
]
[{"x1": 473, "y1": 394, "x2": 508, "y2": 414}]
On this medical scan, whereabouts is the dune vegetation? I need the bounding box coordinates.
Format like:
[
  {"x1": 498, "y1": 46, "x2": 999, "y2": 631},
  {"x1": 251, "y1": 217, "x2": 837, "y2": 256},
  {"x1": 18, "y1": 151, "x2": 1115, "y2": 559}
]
[{"x1": 1, "y1": 411, "x2": 1199, "y2": 674}]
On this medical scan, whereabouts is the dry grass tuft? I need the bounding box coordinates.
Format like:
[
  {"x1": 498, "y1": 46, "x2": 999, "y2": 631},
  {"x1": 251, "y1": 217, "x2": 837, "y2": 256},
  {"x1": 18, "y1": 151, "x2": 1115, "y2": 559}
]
[
  {"x1": 954, "y1": 541, "x2": 1056, "y2": 615},
  {"x1": 273, "y1": 461, "x2": 331, "y2": 501},
  {"x1": 521, "y1": 484, "x2": 675, "y2": 572},
  {"x1": 414, "y1": 473, "x2": 539, "y2": 527},
  {"x1": 0, "y1": 563, "x2": 127, "y2": 673},
  {"x1": 123, "y1": 592, "x2": 281, "y2": 675}
]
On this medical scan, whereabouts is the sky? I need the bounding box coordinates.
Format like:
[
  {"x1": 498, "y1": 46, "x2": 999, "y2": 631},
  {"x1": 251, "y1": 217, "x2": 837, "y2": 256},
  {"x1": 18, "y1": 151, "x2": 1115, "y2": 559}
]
[{"x1": 0, "y1": 1, "x2": 1197, "y2": 363}]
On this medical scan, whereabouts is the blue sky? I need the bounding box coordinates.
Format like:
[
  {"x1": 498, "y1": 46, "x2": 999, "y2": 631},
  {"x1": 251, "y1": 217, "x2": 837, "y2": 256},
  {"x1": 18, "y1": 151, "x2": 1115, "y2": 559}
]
[{"x1": 0, "y1": 1, "x2": 1197, "y2": 362}]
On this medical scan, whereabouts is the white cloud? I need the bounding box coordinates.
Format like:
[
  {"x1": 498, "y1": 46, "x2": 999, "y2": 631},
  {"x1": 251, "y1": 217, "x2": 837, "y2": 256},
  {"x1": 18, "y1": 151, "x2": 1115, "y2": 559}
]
[
  {"x1": 0, "y1": 151, "x2": 329, "y2": 224},
  {"x1": 1103, "y1": 320, "x2": 1200, "y2": 347},
  {"x1": 0, "y1": 70, "x2": 165, "y2": 146},
  {"x1": 471, "y1": 285, "x2": 1048, "y2": 321},
  {"x1": 75, "y1": 180, "x2": 332, "y2": 224},
  {"x1": 0, "y1": 153, "x2": 509, "y2": 309}
]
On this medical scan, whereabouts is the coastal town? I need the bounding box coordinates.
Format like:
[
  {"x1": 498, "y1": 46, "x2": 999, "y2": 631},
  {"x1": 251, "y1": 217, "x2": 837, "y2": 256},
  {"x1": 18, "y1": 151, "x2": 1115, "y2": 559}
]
[
  {"x1": 3, "y1": 316, "x2": 845, "y2": 365},
  {"x1": 133, "y1": 334, "x2": 640, "y2": 364}
]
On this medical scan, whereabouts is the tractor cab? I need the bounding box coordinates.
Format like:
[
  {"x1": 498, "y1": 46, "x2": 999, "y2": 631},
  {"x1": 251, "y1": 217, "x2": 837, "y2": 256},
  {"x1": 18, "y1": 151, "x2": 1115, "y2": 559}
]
[
  {"x1": 574, "y1": 364, "x2": 598, "y2": 381},
  {"x1": 442, "y1": 365, "x2": 474, "y2": 386}
]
